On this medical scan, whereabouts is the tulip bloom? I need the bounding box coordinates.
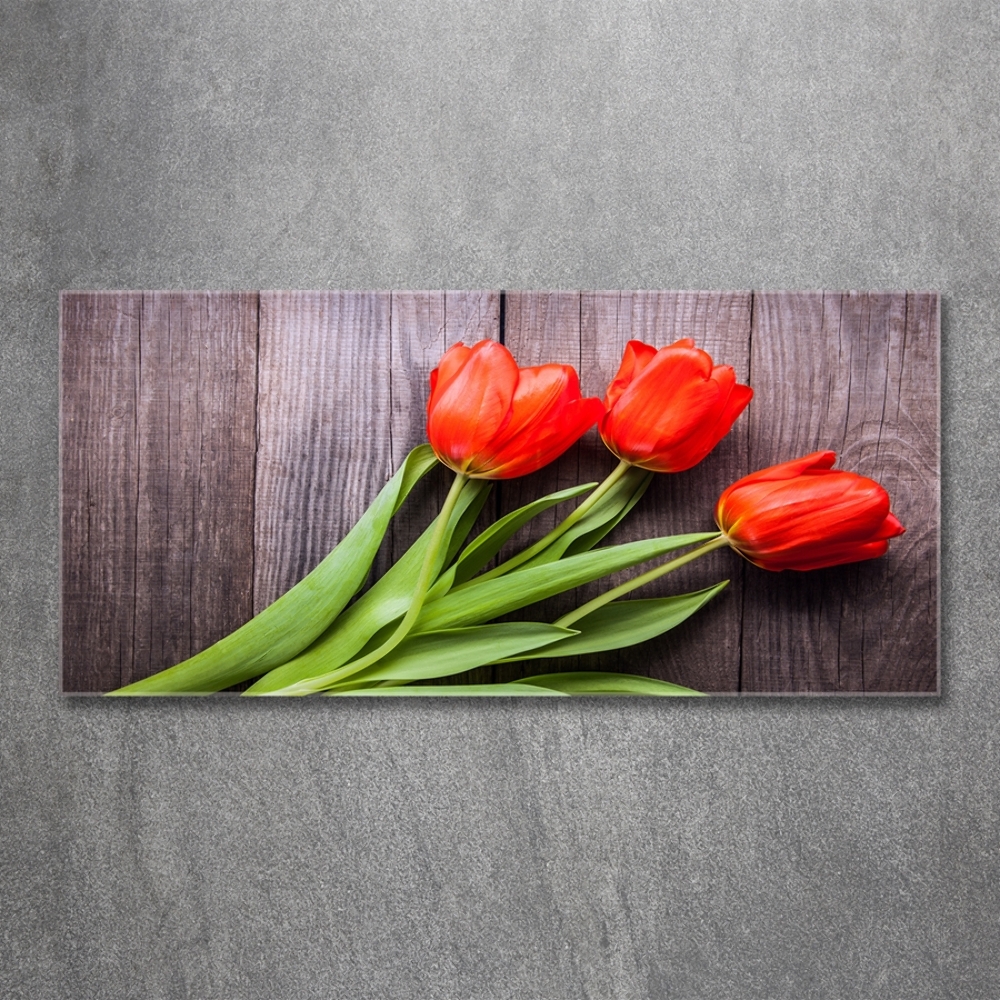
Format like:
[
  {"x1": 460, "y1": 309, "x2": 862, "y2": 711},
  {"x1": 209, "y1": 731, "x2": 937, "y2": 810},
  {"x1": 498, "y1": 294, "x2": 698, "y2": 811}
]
[
  {"x1": 426, "y1": 340, "x2": 604, "y2": 479},
  {"x1": 715, "y1": 451, "x2": 905, "y2": 571},
  {"x1": 600, "y1": 338, "x2": 753, "y2": 473}
]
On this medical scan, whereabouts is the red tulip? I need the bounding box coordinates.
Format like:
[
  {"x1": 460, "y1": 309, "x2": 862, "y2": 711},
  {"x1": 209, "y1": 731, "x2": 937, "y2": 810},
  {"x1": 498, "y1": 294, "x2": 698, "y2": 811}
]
[
  {"x1": 715, "y1": 451, "x2": 905, "y2": 571},
  {"x1": 600, "y1": 339, "x2": 752, "y2": 473},
  {"x1": 426, "y1": 340, "x2": 604, "y2": 479}
]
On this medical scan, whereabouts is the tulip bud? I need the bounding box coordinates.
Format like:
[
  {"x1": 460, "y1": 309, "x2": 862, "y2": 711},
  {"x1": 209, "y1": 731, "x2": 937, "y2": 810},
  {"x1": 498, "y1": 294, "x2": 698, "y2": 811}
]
[
  {"x1": 715, "y1": 451, "x2": 905, "y2": 571},
  {"x1": 426, "y1": 340, "x2": 605, "y2": 480},
  {"x1": 600, "y1": 339, "x2": 752, "y2": 473}
]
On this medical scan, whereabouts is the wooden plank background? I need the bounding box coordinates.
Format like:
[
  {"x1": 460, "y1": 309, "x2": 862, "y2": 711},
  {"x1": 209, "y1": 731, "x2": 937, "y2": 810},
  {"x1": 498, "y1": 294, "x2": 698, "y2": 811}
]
[{"x1": 61, "y1": 290, "x2": 939, "y2": 694}]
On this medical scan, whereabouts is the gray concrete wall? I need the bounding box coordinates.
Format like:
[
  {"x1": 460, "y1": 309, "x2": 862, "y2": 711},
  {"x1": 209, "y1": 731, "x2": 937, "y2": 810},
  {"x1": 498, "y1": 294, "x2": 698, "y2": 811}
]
[{"x1": 2, "y1": 2, "x2": 997, "y2": 997}]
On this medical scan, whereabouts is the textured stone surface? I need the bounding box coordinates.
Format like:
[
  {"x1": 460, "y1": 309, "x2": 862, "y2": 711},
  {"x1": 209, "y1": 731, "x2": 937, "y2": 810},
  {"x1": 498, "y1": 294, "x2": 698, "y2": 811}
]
[{"x1": 2, "y1": 1, "x2": 997, "y2": 997}]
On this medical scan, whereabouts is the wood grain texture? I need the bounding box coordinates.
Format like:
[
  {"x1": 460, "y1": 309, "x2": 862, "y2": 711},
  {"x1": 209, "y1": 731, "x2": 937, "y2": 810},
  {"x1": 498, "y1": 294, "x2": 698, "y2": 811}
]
[
  {"x1": 129, "y1": 293, "x2": 258, "y2": 685},
  {"x1": 61, "y1": 291, "x2": 258, "y2": 690},
  {"x1": 61, "y1": 292, "x2": 141, "y2": 692},
  {"x1": 254, "y1": 292, "x2": 393, "y2": 612},
  {"x1": 60, "y1": 290, "x2": 939, "y2": 694},
  {"x1": 741, "y1": 292, "x2": 939, "y2": 693}
]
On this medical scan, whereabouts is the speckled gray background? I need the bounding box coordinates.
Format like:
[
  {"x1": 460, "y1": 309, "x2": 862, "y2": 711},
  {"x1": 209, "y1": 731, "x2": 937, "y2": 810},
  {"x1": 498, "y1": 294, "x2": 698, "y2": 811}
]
[{"x1": 2, "y1": 2, "x2": 998, "y2": 997}]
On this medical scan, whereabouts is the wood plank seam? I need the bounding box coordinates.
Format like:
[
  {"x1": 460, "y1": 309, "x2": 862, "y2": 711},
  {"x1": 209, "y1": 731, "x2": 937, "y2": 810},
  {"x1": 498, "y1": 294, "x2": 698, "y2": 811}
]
[
  {"x1": 737, "y1": 291, "x2": 755, "y2": 693},
  {"x1": 251, "y1": 292, "x2": 261, "y2": 619},
  {"x1": 131, "y1": 290, "x2": 142, "y2": 688}
]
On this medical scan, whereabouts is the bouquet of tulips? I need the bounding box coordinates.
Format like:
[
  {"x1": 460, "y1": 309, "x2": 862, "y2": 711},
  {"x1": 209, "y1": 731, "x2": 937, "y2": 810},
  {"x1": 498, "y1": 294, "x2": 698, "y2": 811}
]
[{"x1": 111, "y1": 338, "x2": 904, "y2": 697}]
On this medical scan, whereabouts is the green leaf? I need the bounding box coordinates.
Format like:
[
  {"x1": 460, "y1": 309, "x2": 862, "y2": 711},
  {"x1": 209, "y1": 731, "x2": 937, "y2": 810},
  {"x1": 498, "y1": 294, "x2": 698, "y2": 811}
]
[
  {"x1": 498, "y1": 582, "x2": 729, "y2": 661},
  {"x1": 443, "y1": 481, "x2": 494, "y2": 566},
  {"x1": 562, "y1": 471, "x2": 653, "y2": 557},
  {"x1": 450, "y1": 482, "x2": 596, "y2": 585},
  {"x1": 420, "y1": 480, "x2": 496, "y2": 603},
  {"x1": 109, "y1": 445, "x2": 441, "y2": 695},
  {"x1": 518, "y1": 672, "x2": 706, "y2": 696},
  {"x1": 244, "y1": 478, "x2": 492, "y2": 695},
  {"x1": 327, "y1": 683, "x2": 567, "y2": 697},
  {"x1": 271, "y1": 623, "x2": 577, "y2": 695},
  {"x1": 411, "y1": 532, "x2": 720, "y2": 634},
  {"x1": 517, "y1": 466, "x2": 653, "y2": 568}
]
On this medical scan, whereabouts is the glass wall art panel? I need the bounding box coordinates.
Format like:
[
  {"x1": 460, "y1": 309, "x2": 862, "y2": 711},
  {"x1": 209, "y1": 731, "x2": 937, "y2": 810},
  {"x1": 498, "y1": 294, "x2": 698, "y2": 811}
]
[{"x1": 60, "y1": 290, "x2": 939, "y2": 696}]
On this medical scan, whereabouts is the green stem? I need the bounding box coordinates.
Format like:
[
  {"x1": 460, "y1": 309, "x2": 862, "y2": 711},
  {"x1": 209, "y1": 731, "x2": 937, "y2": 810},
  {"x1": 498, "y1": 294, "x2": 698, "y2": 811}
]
[
  {"x1": 274, "y1": 471, "x2": 469, "y2": 694},
  {"x1": 472, "y1": 459, "x2": 633, "y2": 583},
  {"x1": 554, "y1": 533, "x2": 729, "y2": 629}
]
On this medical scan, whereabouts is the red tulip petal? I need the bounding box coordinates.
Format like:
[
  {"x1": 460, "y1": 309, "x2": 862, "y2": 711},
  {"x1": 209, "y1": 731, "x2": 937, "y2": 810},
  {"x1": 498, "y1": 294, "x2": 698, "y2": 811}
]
[
  {"x1": 473, "y1": 365, "x2": 603, "y2": 478},
  {"x1": 714, "y1": 446, "x2": 905, "y2": 571},
  {"x1": 426, "y1": 340, "x2": 518, "y2": 472},
  {"x1": 603, "y1": 340, "x2": 659, "y2": 410},
  {"x1": 613, "y1": 343, "x2": 715, "y2": 420},
  {"x1": 600, "y1": 338, "x2": 753, "y2": 473},
  {"x1": 697, "y1": 379, "x2": 754, "y2": 456},
  {"x1": 716, "y1": 451, "x2": 837, "y2": 516},
  {"x1": 471, "y1": 364, "x2": 572, "y2": 465},
  {"x1": 648, "y1": 366, "x2": 752, "y2": 472},
  {"x1": 602, "y1": 347, "x2": 734, "y2": 471},
  {"x1": 722, "y1": 382, "x2": 754, "y2": 426},
  {"x1": 485, "y1": 395, "x2": 605, "y2": 478},
  {"x1": 758, "y1": 539, "x2": 891, "y2": 572},
  {"x1": 427, "y1": 342, "x2": 472, "y2": 413},
  {"x1": 744, "y1": 451, "x2": 838, "y2": 483},
  {"x1": 728, "y1": 474, "x2": 889, "y2": 543},
  {"x1": 507, "y1": 365, "x2": 576, "y2": 431},
  {"x1": 872, "y1": 512, "x2": 906, "y2": 539}
]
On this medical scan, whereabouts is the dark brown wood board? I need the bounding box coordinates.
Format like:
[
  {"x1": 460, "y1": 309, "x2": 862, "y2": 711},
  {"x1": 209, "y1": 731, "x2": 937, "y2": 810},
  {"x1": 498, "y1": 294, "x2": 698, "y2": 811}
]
[{"x1": 60, "y1": 290, "x2": 939, "y2": 694}]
